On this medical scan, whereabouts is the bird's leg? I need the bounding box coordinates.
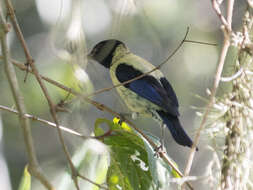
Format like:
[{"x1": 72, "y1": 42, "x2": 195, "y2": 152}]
[
  {"x1": 153, "y1": 122, "x2": 166, "y2": 157},
  {"x1": 160, "y1": 122, "x2": 166, "y2": 149},
  {"x1": 117, "y1": 112, "x2": 140, "y2": 124},
  {"x1": 150, "y1": 110, "x2": 166, "y2": 156}
]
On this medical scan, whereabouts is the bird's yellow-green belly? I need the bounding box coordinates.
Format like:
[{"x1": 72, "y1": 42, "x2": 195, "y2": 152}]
[{"x1": 116, "y1": 85, "x2": 160, "y2": 116}]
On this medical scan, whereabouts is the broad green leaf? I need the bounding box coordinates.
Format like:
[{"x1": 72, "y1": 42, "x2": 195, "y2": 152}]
[
  {"x1": 105, "y1": 130, "x2": 153, "y2": 190},
  {"x1": 18, "y1": 165, "x2": 31, "y2": 190},
  {"x1": 95, "y1": 118, "x2": 154, "y2": 190},
  {"x1": 94, "y1": 118, "x2": 114, "y2": 136},
  {"x1": 94, "y1": 118, "x2": 181, "y2": 190},
  {"x1": 141, "y1": 132, "x2": 180, "y2": 189}
]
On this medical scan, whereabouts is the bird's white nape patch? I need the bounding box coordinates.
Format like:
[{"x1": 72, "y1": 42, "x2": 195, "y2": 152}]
[{"x1": 130, "y1": 150, "x2": 149, "y2": 171}]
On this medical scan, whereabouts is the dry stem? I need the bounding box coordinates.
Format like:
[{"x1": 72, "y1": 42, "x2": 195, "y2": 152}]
[
  {"x1": 0, "y1": 104, "x2": 87, "y2": 138},
  {"x1": 184, "y1": 0, "x2": 235, "y2": 178},
  {"x1": 0, "y1": 3, "x2": 54, "y2": 189}
]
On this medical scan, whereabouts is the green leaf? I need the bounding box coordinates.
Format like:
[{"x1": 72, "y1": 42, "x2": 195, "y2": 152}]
[
  {"x1": 94, "y1": 118, "x2": 114, "y2": 136},
  {"x1": 94, "y1": 118, "x2": 180, "y2": 190},
  {"x1": 95, "y1": 118, "x2": 153, "y2": 190},
  {"x1": 141, "y1": 132, "x2": 180, "y2": 188},
  {"x1": 18, "y1": 165, "x2": 31, "y2": 190},
  {"x1": 106, "y1": 130, "x2": 153, "y2": 190}
]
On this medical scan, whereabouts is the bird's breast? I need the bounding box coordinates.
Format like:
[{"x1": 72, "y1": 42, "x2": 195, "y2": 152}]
[
  {"x1": 114, "y1": 85, "x2": 161, "y2": 116},
  {"x1": 109, "y1": 53, "x2": 164, "y2": 116}
]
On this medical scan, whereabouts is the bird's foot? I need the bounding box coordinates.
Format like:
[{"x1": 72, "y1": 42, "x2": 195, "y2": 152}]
[
  {"x1": 117, "y1": 113, "x2": 129, "y2": 124},
  {"x1": 117, "y1": 112, "x2": 140, "y2": 121},
  {"x1": 153, "y1": 144, "x2": 166, "y2": 158}
]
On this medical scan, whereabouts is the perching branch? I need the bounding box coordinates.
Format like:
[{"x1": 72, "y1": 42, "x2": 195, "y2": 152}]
[
  {"x1": 4, "y1": 0, "x2": 96, "y2": 189},
  {"x1": 0, "y1": 3, "x2": 54, "y2": 190},
  {"x1": 184, "y1": 0, "x2": 235, "y2": 178}
]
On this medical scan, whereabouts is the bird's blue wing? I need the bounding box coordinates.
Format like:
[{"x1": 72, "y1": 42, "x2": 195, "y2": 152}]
[
  {"x1": 160, "y1": 77, "x2": 179, "y2": 107},
  {"x1": 128, "y1": 78, "x2": 166, "y2": 106},
  {"x1": 115, "y1": 63, "x2": 179, "y2": 116}
]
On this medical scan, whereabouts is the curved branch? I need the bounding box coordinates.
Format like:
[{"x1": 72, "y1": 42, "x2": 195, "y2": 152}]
[
  {"x1": 0, "y1": 4, "x2": 54, "y2": 190},
  {"x1": 184, "y1": 0, "x2": 235, "y2": 177}
]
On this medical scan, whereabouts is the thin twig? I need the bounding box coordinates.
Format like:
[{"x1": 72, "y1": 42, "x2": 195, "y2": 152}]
[
  {"x1": 184, "y1": 40, "x2": 217, "y2": 46},
  {"x1": 212, "y1": 0, "x2": 230, "y2": 31},
  {"x1": 0, "y1": 104, "x2": 88, "y2": 138},
  {"x1": 12, "y1": 59, "x2": 194, "y2": 190},
  {"x1": 184, "y1": 0, "x2": 235, "y2": 178},
  {"x1": 85, "y1": 27, "x2": 189, "y2": 98},
  {"x1": 78, "y1": 174, "x2": 108, "y2": 190},
  {"x1": 0, "y1": 104, "x2": 109, "y2": 189},
  {"x1": 4, "y1": 1, "x2": 82, "y2": 189},
  {"x1": 0, "y1": 5, "x2": 54, "y2": 190}
]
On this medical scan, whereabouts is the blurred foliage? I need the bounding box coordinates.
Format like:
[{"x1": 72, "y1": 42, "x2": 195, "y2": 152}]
[{"x1": 56, "y1": 138, "x2": 109, "y2": 190}]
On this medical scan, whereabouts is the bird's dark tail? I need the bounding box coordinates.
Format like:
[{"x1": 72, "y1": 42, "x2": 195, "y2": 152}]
[{"x1": 157, "y1": 111, "x2": 196, "y2": 149}]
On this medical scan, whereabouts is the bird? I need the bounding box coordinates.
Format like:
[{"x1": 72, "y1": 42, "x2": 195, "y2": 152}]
[{"x1": 89, "y1": 39, "x2": 195, "y2": 149}]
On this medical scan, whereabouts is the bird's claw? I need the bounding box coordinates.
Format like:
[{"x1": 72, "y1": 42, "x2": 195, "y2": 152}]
[{"x1": 153, "y1": 144, "x2": 166, "y2": 158}]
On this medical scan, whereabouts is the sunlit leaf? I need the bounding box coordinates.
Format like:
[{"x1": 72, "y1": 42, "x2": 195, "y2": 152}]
[
  {"x1": 94, "y1": 118, "x2": 180, "y2": 190},
  {"x1": 94, "y1": 118, "x2": 114, "y2": 136},
  {"x1": 142, "y1": 132, "x2": 181, "y2": 183},
  {"x1": 113, "y1": 117, "x2": 132, "y2": 132},
  {"x1": 95, "y1": 118, "x2": 153, "y2": 189}
]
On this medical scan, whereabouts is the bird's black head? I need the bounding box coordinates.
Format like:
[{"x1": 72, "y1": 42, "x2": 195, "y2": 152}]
[{"x1": 89, "y1": 39, "x2": 126, "y2": 68}]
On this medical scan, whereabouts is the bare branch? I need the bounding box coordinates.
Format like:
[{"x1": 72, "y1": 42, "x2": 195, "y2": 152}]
[
  {"x1": 0, "y1": 104, "x2": 88, "y2": 138},
  {"x1": 184, "y1": 0, "x2": 235, "y2": 178},
  {"x1": 5, "y1": 1, "x2": 80, "y2": 189},
  {"x1": 0, "y1": 3, "x2": 54, "y2": 190},
  {"x1": 184, "y1": 40, "x2": 217, "y2": 46},
  {"x1": 212, "y1": 0, "x2": 231, "y2": 31},
  {"x1": 78, "y1": 174, "x2": 108, "y2": 190}
]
